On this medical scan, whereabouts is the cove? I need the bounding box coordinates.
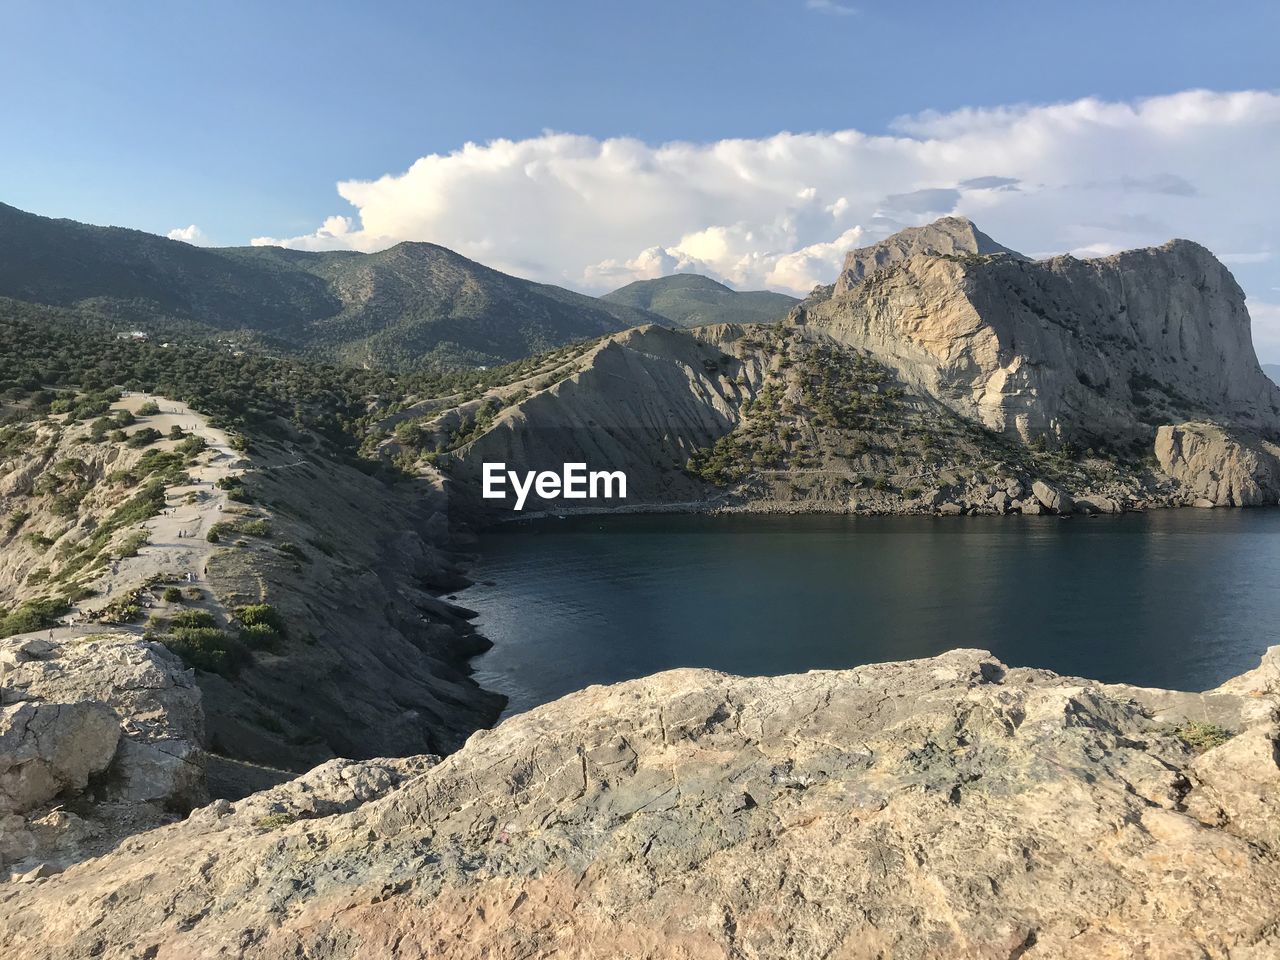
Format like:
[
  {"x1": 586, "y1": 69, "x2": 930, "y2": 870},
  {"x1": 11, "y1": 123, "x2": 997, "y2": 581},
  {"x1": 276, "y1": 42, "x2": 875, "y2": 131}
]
[{"x1": 460, "y1": 510, "x2": 1280, "y2": 717}]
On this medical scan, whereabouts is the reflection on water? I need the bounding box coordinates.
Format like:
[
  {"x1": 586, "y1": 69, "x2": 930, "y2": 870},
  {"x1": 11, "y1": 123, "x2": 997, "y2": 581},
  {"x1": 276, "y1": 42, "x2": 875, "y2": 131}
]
[{"x1": 460, "y1": 510, "x2": 1280, "y2": 717}]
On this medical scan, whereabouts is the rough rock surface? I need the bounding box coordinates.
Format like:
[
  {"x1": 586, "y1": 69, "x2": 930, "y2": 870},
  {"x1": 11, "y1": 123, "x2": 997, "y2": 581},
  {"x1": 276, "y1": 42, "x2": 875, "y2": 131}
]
[
  {"x1": 0, "y1": 634, "x2": 205, "y2": 879},
  {"x1": 832, "y1": 215, "x2": 1024, "y2": 295},
  {"x1": 4, "y1": 647, "x2": 1280, "y2": 957},
  {"x1": 800, "y1": 221, "x2": 1280, "y2": 445},
  {"x1": 449, "y1": 324, "x2": 766, "y2": 512},
  {"x1": 1155, "y1": 421, "x2": 1280, "y2": 506}
]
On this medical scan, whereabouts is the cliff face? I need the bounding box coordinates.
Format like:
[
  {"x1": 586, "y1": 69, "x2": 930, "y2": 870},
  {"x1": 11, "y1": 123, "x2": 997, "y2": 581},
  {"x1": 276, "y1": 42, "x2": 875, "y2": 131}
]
[
  {"x1": 446, "y1": 324, "x2": 771, "y2": 512},
  {"x1": 801, "y1": 223, "x2": 1280, "y2": 447},
  {"x1": 832, "y1": 215, "x2": 1024, "y2": 295},
  {"x1": 4, "y1": 647, "x2": 1279, "y2": 957}
]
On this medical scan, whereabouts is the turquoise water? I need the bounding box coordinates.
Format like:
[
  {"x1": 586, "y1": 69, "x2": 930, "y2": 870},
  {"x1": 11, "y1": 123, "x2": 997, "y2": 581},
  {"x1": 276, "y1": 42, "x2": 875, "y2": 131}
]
[{"x1": 460, "y1": 511, "x2": 1280, "y2": 716}]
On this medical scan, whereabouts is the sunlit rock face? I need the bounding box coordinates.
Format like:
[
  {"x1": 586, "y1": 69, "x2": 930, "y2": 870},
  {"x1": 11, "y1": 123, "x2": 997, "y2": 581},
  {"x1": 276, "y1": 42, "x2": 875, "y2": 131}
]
[
  {"x1": 801, "y1": 219, "x2": 1280, "y2": 446},
  {"x1": 4, "y1": 647, "x2": 1280, "y2": 958}
]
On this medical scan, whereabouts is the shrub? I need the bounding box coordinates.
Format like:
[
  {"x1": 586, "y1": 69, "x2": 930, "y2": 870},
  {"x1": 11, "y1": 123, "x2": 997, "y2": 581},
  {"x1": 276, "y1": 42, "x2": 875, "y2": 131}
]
[
  {"x1": 236, "y1": 603, "x2": 287, "y2": 651},
  {"x1": 168, "y1": 424, "x2": 185, "y2": 440},
  {"x1": 170, "y1": 609, "x2": 217, "y2": 629},
  {"x1": 239, "y1": 622, "x2": 281, "y2": 651},
  {"x1": 50, "y1": 490, "x2": 87, "y2": 518},
  {"x1": 0, "y1": 596, "x2": 69, "y2": 637},
  {"x1": 176, "y1": 435, "x2": 206, "y2": 457},
  {"x1": 307, "y1": 538, "x2": 335, "y2": 557},
  {"x1": 137, "y1": 400, "x2": 161, "y2": 416},
  {"x1": 237, "y1": 603, "x2": 286, "y2": 636},
  {"x1": 253, "y1": 812, "x2": 296, "y2": 830},
  {"x1": 23, "y1": 532, "x2": 54, "y2": 551},
  {"x1": 241, "y1": 519, "x2": 271, "y2": 538},
  {"x1": 161, "y1": 627, "x2": 249, "y2": 676},
  {"x1": 1170, "y1": 720, "x2": 1234, "y2": 753},
  {"x1": 276, "y1": 542, "x2": 309, "y2": 563},
  {"x1": 89, "y1": 417, "x2": 114, "y2": 441},
  {"x1": 162, "y1": 586, "x2": 183, "y2": 603},
  {"x1": 118, "y1": 531, "x2": 149, "y2": 557},
  {"x1": 125, "y1": 427, "x2": 163, "y2": 449}
]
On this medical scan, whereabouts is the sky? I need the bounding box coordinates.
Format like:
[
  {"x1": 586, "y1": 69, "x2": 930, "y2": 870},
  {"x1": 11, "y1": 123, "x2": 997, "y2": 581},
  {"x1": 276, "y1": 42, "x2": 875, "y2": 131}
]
[{"x1": 3, "y1": 0, "x2": 1280, "y2": 356}]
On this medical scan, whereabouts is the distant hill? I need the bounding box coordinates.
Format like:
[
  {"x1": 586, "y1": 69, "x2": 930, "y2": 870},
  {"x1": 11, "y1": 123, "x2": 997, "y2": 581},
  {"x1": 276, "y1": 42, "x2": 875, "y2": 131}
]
[
  {"x1": 0, "y1": 202, "x2": 660, "y2": 368},
  {"x1": 1264, "y1": 364, "x2": 1280, "y2": 385},
  {"x1": 601, "y1": 274, "x2": 798, "y2": 328}
]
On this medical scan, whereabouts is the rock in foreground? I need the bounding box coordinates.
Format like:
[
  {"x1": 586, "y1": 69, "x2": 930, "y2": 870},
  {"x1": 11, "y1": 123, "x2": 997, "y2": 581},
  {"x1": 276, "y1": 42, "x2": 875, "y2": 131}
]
[
  {"x1": 0, "y1": 634, "x2": 205, "y2": 881},
  {"x1": 3, "y1": 648, "x2": 1280, "y2": 958}
]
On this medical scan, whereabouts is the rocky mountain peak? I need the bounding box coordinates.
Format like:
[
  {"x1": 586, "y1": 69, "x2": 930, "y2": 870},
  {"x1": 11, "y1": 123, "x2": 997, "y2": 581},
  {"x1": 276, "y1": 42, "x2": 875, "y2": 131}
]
[{"x1": 833, "y1": 216, "x2": 1026, "y2": 295}]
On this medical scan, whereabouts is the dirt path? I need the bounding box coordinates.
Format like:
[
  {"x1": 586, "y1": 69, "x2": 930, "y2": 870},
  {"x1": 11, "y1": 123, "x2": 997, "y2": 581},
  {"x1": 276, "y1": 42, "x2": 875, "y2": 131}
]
[{"x1": 40, "y1": 393, "x2": 245, "y2": 639}]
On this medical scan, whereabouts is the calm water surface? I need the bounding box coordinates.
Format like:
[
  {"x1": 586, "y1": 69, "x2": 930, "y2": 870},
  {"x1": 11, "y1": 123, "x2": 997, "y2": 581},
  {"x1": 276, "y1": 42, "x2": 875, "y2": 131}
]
[{"x1": 460, "y1": 511, "x2": 1280, "y2": 716}]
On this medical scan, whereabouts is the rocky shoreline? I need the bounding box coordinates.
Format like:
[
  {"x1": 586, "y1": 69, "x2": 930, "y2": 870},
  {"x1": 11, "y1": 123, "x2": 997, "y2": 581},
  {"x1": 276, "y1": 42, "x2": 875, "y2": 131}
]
[{"x1": 3, "y1": 645, "x2": 1279, "y2": 957}]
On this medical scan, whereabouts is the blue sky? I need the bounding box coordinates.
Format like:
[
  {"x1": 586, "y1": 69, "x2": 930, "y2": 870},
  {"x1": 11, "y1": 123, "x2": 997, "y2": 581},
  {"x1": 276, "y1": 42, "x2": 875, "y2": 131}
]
[
  {"x1": 2, "y1": 1, "x2": 1280, "y2": 353},
  {"x1": 2, "y1": 0, "x2": 1276, "y2": 243}
]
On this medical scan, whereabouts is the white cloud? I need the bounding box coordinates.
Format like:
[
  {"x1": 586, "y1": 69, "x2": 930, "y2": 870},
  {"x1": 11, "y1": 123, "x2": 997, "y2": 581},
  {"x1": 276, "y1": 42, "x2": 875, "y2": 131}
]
[
  {"x1": 1250, "y1": 301, "x2": 1280, "y2": 360},
  {"x1": 250, "y1": 90, "x2": 1280, "y2": 326},
  {"x1": 806, "y1": 0, "x2": 858, "y2": 15},
  {"x1": 166, "y1": 224, "x2": 207, "y2": 245}
]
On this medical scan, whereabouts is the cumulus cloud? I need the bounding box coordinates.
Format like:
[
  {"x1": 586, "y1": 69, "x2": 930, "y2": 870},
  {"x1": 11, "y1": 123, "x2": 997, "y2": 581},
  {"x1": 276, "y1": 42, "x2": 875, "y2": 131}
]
[
  {"x1": 251, "y1": 90, "x2": 1280, "y2": 339},
  {"x1": 166, "y1": 224, "x2": 207, "y2": 244}
]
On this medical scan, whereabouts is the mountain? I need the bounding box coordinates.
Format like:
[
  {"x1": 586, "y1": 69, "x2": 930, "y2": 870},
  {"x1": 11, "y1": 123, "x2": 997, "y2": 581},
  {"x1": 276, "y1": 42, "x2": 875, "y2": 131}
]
[
  {"x1": 601, "y1": 273, "x2": 798, "y2": 327},
  {"x1": 832, "y1": 215, "x2": 1026, "y2": 295},
  {"x1": 798, "y1": 220, "x2": 1280, "y2": 448},
  {"x1": 400, "y1": 219, "x2": 1280, "y2": 516},
  {"x1": 0, "y1": 202, "x2": 661, "y2": 367}
]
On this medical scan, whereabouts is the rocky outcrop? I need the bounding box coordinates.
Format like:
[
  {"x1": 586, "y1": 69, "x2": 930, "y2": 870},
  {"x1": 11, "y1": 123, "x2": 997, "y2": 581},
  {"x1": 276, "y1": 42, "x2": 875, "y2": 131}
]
[
  {"x1": 448, "y1": 324, "x2": 767, "y2": 513},
  {"x1": 832, "y1": 215, "x2": 1024, "y2": 295},
  {"x1": 1155, "y1": 421, "x2": 1280, "y2": 507},
  {"x1": 799, "y1": 220, "x2": 1280, "y2": 447},
  {"x1": 0, "y1": 634, "x2": 204, "y2": 880},
  {"x1": 4, "y1": 647, "x2": 1280, "y2": 957}
]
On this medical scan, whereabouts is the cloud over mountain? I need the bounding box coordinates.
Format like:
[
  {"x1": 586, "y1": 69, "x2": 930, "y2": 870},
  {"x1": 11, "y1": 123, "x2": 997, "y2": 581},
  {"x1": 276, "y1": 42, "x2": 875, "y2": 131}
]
[{"x1": 252, "y1": 90, "x2": 1280, "y2": 347}]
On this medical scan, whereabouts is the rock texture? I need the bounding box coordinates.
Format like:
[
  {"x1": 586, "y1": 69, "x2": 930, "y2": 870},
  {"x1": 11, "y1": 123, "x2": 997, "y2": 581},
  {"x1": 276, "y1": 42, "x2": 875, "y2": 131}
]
[
  {"x1": 832, "y1": 216, "x2": 1024, "y2": 295},
  {"x1": 798, "y1": 220, "x2": 1280, "y2": 446},
  {"x1": 0, "y1": 633, "x2": 205, "y2": 879},
  {"x1": 4, "y1": 647, "x2": 1280, "y2": 957},
  {"x1": 447, "y1": 324, "x2": 766, "y2": 512},
  {"x1": 1155, "y1": 421, "x2": 1280, "y2": 506}
]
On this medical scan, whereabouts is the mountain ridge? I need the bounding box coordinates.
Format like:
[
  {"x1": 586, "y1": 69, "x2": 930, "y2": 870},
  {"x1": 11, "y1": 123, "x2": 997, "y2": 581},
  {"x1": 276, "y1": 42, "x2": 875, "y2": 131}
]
[
  {"x1": 0, "y1": 202, "x2": 662, "y2": 368},
  {"x1": 601, "y1": 273, "x2": 798, "y2": 327}
]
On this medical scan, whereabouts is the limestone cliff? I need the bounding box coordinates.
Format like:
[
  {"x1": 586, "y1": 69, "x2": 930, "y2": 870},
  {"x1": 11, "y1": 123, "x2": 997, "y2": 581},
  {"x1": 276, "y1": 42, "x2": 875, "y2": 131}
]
[
  {"x1": 3, "y1": 647, "x2": 1279, "y2": 957},
  {"x1": 798, "y1": 222, "x2": 1280, "y2": 448},
  {"x1": 1155, "y1": 421, "x2": 1280, "y2": 506},
  {"x1": 423, "y1": 323, "x2": 1163, "y2": 518},
  {"x1": 832, "y1": 215, "x2": 1024, "y2": 295},
  {"x1": 368, "y1": 221, "x2": 1280, "y2": 518}
]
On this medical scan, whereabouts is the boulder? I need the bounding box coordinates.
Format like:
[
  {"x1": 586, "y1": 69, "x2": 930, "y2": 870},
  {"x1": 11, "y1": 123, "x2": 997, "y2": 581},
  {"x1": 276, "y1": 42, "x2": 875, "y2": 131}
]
[
  {"x1": 0, "y1": 633, "x2": 205, "y2": 877},
  {"x1": 0, "y1": 701, "x2": 119, "y2": 815},
  {"x1": 1031, "y1": 479, "x2": 1074, "y2": 514},
  {"x1": 1073, "y1": 494, "x2": 1120, "y2": 515},
  {"x1": 1154, "y1": 421, "x2": 1280, "y2": 507}
]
